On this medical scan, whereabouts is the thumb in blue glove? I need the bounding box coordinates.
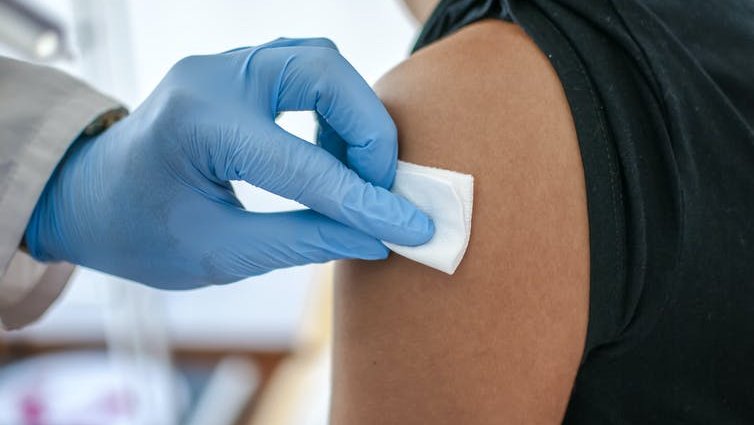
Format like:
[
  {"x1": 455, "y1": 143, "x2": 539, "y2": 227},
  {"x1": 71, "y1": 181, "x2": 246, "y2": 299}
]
[{"x1": 24, "y1": 38, "x2": 434, "y2": 289}]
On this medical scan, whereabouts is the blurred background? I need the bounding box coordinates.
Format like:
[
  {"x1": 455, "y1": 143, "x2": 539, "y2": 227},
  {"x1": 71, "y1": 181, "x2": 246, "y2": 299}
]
[{"x1": 0, "y1": 1, "x2": 419, "y2": 424}]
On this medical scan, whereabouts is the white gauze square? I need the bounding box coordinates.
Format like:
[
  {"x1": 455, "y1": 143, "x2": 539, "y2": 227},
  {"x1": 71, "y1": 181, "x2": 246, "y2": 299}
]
[{"x1": 383, "y1": 161, "x2": 474, "y2": 275}]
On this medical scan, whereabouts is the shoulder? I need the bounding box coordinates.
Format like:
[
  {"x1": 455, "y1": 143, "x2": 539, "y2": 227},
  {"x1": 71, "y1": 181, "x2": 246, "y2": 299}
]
[
  {"x1": 374, "y1": 20, "x2": 586, "y2": 243},
  {"x1": 375, "y1": 19, "x2": 580, "y2": 180}
]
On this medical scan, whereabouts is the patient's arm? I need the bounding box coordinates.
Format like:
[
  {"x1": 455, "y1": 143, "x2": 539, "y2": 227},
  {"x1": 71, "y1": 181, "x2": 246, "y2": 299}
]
[{"x1": 331, "y1": 20, "x2": 590, "y2": 425}]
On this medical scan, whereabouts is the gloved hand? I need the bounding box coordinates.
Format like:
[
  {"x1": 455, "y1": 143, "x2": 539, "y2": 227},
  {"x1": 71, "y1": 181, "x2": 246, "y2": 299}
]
[{"x1": 24, "y1": 38, "x2": 434, "y2": 289}]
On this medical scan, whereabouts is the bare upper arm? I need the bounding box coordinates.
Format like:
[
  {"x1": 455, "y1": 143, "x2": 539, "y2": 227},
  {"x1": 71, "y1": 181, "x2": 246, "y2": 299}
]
[{"x1": 331, "y1": 20, "x2": 589, "y2": 425}]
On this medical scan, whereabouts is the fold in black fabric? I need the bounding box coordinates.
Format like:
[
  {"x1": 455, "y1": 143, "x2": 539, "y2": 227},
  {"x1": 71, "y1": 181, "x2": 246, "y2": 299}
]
[{"x1": 414, "y1": 1, "x2": 754, "y2": 423}]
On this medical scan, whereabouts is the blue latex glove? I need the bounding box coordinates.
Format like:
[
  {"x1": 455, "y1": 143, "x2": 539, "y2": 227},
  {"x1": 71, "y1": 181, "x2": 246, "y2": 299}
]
[{"x1": 25, "y1": 38, "x2": 434, "y2": 289}]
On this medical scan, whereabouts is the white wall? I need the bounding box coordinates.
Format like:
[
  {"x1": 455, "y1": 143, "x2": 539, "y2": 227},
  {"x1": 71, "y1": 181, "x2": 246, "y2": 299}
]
[{"x1": 128, "y1": 0, "x2": 418, "y2": 104}]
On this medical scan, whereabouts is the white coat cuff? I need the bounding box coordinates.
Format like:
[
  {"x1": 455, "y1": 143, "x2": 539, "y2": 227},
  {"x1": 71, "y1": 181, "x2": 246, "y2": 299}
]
[
  {"x1": 0, "y1": 250, "x2": 74, "y2": 329},
  {"x1": 0, "y1": 58, "x2": 126, "y2": 329}
]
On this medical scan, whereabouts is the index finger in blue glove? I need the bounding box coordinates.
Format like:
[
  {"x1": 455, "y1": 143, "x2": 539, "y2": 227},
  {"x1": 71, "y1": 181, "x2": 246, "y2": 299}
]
[{"x1": 219, "y1": 121, "x2": 433, "y2": 247}]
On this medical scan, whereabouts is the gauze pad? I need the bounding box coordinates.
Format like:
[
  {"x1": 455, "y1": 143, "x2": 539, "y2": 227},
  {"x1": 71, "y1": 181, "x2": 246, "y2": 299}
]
[{"x1": 383, "y1": 161, "x2": 474, "y2": 274}]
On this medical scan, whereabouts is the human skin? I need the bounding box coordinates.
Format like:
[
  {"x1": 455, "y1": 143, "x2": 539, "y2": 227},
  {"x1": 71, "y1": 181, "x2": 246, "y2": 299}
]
[
  {"x1": 400, "y1": 0, "x2": 438, "y2": 22},
  {"x1": 331, "y1": 19, "x2": 590, "y2": 425}
]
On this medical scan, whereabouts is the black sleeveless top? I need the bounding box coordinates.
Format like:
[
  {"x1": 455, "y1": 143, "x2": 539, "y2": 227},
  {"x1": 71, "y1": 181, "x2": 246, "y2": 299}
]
[{"x1": 414, "y1": 1, "x2": 754, "y2": 423}]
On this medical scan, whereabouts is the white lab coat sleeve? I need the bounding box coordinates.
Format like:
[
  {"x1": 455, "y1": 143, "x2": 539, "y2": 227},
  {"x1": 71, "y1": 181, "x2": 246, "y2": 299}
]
[{"x1": 0, "y1": 56, "x2": 127, "y2": 329}]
